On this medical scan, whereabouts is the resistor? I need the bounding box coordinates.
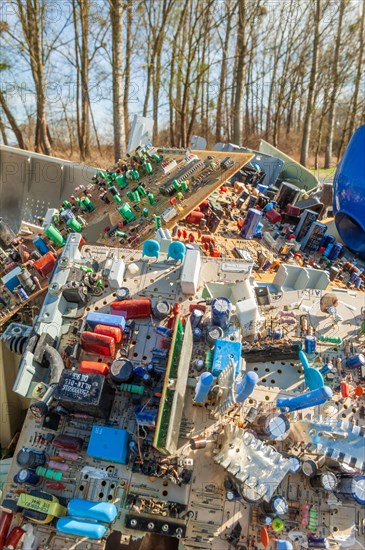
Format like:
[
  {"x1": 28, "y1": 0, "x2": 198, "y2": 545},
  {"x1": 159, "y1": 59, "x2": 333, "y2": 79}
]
[
  {"x1": 300, "y1": 315, "x2": 308, "y2": 333},
  {"x1": 300, "y1": 504, "x2": 309, "y2": 526},
  {"x1": 251, "y1": 508, "x2": 258, "y2": 525},
  {"x1": 336, "y1": 357, "x2": 342, "y2": 371},
  {"x1": 48, "y1": 460, "x2": 70, "y2": 472},
  {"x1": 45, "y1": 481, "x2": 65, "y2": 491},
  {"x1": 36, "y1": 466, "x2": 63, "y2": 481},
  {"x1": 308, "y1": 505, "x2": 318, "y2": 531},
  {"x1": 57, "y1": 450, "x2": 82, "y2": 461}
]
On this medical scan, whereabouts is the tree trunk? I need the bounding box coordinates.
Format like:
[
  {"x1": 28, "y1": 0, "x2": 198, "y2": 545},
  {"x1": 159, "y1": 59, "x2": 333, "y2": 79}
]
[
  {"x1": 110, "y1": 0, "x2": 126, "y2": 161},
  {"x1": 324, "y1": 0, "x2": 346, "y2": 168},
  {"x1": 300, "y1": 0, "x2": 321, "y2": 167},
  {"x1": 124, "y1": 0, "x2": 132, "y2": 139},
  {"x1": 0, "y1": 91, "x2": 26, "y2": 149},
  {"x1": 216, "y1": 1, "x2": 232, "y2": 142},
  {"x1": 233, "y1": 0, "x2": 246, "y2": 145},
  {"x1": 348, "y1": 0, "x2": 365, "y2": 137},
  {"x1": 0, "y1": 117, "x2": 8, "y2": 145}
]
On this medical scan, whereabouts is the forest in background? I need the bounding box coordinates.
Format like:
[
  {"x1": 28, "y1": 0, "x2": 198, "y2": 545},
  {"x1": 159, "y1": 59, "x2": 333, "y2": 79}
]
[{"x1": 0, "y1": 0, "x2": 364, "y2": 169}]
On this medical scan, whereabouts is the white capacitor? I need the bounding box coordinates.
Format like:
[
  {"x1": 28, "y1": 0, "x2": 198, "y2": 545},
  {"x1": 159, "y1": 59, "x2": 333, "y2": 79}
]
[{"x1": 108, "y1": 259, "x2": 126, "y2": 289}]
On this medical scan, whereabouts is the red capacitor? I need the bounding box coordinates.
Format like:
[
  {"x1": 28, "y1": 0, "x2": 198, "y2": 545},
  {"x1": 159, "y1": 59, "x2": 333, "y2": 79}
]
[
  {"x1": 170, "y1": 197, "x2": 177, "y2": 205},
  {"x1": 94, "y1": 324, "x2": 122, "y2": 343},
  {"x1": 182, "y1": 230, "x2": 187, "y2": 239},
  {"x1": 80, "y1": 331, "x2": 115, "y2": 357},
  {"x1": 79, "y1": 360, "x2": 110, "y2": 376},
  {"x1": 193, "y1": 206, "x2": 201, "y2": 212},
  {"x1": 52, "y1": 434, "x2": 84, "y2": 451},
  {"x1": 286, "y1": 204, "x2": 301, "y2": 217},
  {"x1": 188, "y1": 233, "x2": 195, "y2": 242},
  {"x1": 201, "y1": 236, "x2": 215, "y2": 245},
  {"x1": 265, "y1": 208, "x2": 282, "y2": 224},
  {"x1": 110, "y1": 298, "x2": 152, "y2": 319},
  {"x1": 185, "y1": 211, "x2": 205, "y2": 224},
  {"x1": 45, "y1": 481, "x2": 65, "y2": 490},
  {"x1": 220, "y1": 186, "x2": 227, "y2": 192},
  {"x1": 33, "y1": 251, "x2": 57, "y2": 276},
  {"x1": 199, "y1": 200, "x2": 209, "y2": 209},
  {"x1": 210, "y1": 248, "x2": 220, "y2": 257},
  {"x1": 4, "y1": 526, "x2": 26, "y2": 549},
  {"x1": 0, "y1": 511, "x2": 13, "y2": 547},
  {"x1": 340, "y1": 381, "x2": 350, "y2": 398}
]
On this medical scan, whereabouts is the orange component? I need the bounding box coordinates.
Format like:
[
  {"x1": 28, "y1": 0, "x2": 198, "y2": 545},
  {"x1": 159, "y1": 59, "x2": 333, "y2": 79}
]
[
  {"x1": 354, "y1": 386, "x2": 364, "y2": 397},
  {"x1": 260, "y1": 527, "x2": 270, "y2": 548},
  {"x1": 78, "y1": 236, "x2": 86, "y2": 248},
  {"x1": 210, "y1": 248, "x2": 220, "y2": 257},
  {"x1": 237, "y1": 219, "x2": 244, "y2": 229},
  {"x1": 182, "y1": 230, "x2": 188, "y2": 239},
  {"x1": 80, "y1": 332, "x2": 115, "y2": 357},
  {"x1": 170, "y1": 197, "x2": 177, "y2": 205},
  {"x1": 79, "y1": 360, "x2": 110, "y2": 376},
  {"x1": 188, "y1": 233, "x2": 195, "y2": 242},
  {"x1": 33, "y1": 251, "x2": 57, "y2": 276},
  {"x1": 204, "y1": 242, "x2": 209, "y2": 251},
  {"x1": 220, "y1": 186, "x2": 227, "y2": 192},
  {"x1": 340, "y1": 381, "x2": 350, "y2": 398},
  {"x1": 94, "y1": 324, "x2": 122, "y2": 343}
]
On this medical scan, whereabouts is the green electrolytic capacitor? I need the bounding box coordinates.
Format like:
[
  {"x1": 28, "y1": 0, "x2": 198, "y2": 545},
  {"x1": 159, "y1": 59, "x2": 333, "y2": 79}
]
[
  {"x1": 116, "y1": 175, "x2": 127, "y2": 188},
  {"x1": 127, "y1": 191, "x2": 134, "y2": 201},
  {"x1": 132, "y1": 191, "x2": 140, "y2": 203},
  {"x1": 63, "y1": 200, "x2": 71, "y2": 209},
  {"x1": 143, "y1": 162, "x2": 153, "y2": 175},
  {"x1": 153, "y1": 153, "x2": 162, "y2": 162},
  {"x1": 142, "y1": 208, "x2": 149, "y2": 217},
  {"x1": 66, "y1": 218, "x2": 83, "y2": 232},
  {"x1": 115, "y1": 230, "x2": 127, "y2": 238},
  {"x1": 118, "y1": 204, "x2": 135, "y2": 222},
  {"x1": 113, "y1": 195, "x2": 122, "y2": 205},
  {"x1": 81, "y1": 196, "x2": 95, "y2": 212},
  {"x1": 172, "y1": 179, "x2": 180, "y2": 190},
  {"x1": 148, "y1": 193, "x2": 155, "y2": 205},
  {"x1": 180, "y1": 181, "x2": 188, "y2": 192},
  {"x1": 154, "y1": 216, "x2": 161, "y2": 229},
  {"x1": 131, "y1": 169, "x2": 140, "y2": 181},
  {"x1": 44, "y1": 224, "x2": 65, "y2": 247},
  {"x1": 98, "y1": 170, "x2": 106, "y2": 179},
  {"x1": 137, "y1": 185, "x2": 147, "y2": 197}
]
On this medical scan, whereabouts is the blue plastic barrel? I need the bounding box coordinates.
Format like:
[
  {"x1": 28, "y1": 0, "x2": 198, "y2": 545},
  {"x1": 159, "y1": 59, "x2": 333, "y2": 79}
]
[{"x1": 333, "y1": 125, "x2": 365, "y2": 258}]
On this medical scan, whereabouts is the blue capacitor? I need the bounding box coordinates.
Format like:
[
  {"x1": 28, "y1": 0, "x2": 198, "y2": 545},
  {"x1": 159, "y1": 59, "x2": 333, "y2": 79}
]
[
  {"x1": 277, "y1": 386, "x2": 332, "y2": 412},
  {"x1": 328, "y1": 242, "x2": 344, "y2": 260},
  {"x1": 135, "y1": 406, "x2": 158, "y2": 426},
  {"x1": 194, "y1": 372, "x2": 214, "y2": 403},
  {"x1": 33, "y1": 237, "x2": 49, "y2": 255},
  {"x1": 133, "y1": 367, "x2": 146, "y2": 379},
  {"x1": 155, "y1": 326, "x2": 173, "y2": 338},
  {"x1": 320, "y1": 363, "x2": 333, "y2": 375},
  {"x1": 320, "y1": 234, "x2": 336, "y2": 249},
  {"x1": 86, "y1": 311, "x2": 126, "y2": 331},
  {"x1": 354, "y1": 276, "x2": 362, "y2": 289},
  {"x1": 211, "y1": 297, "x2": 232, "y2": 330},
  {"x1": 345, "y1": 354, "x2": 365, "y2": 369},
  {"x1": 349, "y1": 271, "x2": 360, "y2": 284},
  {"x1": 56, "y1": 517, "x2": 107, "y2": 539},
  {"x1": 14, "y1": 468, "x2": 40, "y2": 485},
  {"x1": 307, "y1": 536, "x2": 329, "y2": 549},
  {"x1": 276, "y1": 542, "x2": 293, "y2": 550},
  {"x1": 305, "y1": 335, "x2": 317, "y2": 354},
  {"x1": 190, "y1": 308, "x2": 204, "y2": 328},
  {"x1": 193, "y1": 328, "x2": 203, "y2": 342},
  {"x1": 67, "y1": 499, "x2": 117, "y2": 523},
  {"x1": 323, "y1": 243, "x2": 334, "y2": 258},
  {"x1": 241, "y1": 208, "x2": 263, "y2": 239},
  {"x1": 151, "y1": 347, "x2": 168, "y2": 358},
  {"x1": 60, "y1": 209, "x2": 75, "y2": 223},
  {"x1": 235, "y1": 371, "x2": 259, "y2": 403}
]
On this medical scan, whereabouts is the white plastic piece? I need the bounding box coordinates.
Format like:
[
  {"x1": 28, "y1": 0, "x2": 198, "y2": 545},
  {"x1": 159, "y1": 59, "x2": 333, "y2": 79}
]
[
  {"x1": 127, "y1": 262, "x2": 140, "y2": 275},
  {"x1": 180, "y1": 249, "x2": 201, "y2": 295},
  {"x1": 161, "y1": 206, "x2": 177, "y2": 223},
  {"x1": 42, "y1": 208, "x2": 59, "y2": 228},
  {"x1": 108, "y1": 259, "x2": 126, "y2": 289}
]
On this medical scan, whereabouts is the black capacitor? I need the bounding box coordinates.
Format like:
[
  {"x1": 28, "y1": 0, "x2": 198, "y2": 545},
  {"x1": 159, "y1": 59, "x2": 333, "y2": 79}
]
[
  {"x1": 116, "y1": 287, "x2": 130, "y2": 301},
  {"x1": 142, "y1": 373, "x2": 153, "y2": 387},
  {"x1": 108, "y1": 185, "x2": 119, "y2": 197},
  {"x1": 110, "y1": 359, "x2": 134, "y2": 384},
  {"x1": 31, "y1": 250, "x2": 42, "y2": 261},
  {"x1": 276, "y1": 181, "x2": 300, "y2": 210},
  {"x1": 16, "y1": 448, "x2": 46, "y2": 468},
  {"x1": 14, "y1": 468, "x2": 40, "y2": 485}
]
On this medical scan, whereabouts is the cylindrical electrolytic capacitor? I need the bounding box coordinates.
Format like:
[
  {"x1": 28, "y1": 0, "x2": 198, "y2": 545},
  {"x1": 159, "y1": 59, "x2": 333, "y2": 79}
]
[
  {"x1": 189, "y1": 437, "x2": 207, "y2": 450},
  {"x1": 16, "y1": 448, "x2": 46, "y2": 469},
  {"x1": 14, "y1": 468, "x2": 40, "y2": 485}
]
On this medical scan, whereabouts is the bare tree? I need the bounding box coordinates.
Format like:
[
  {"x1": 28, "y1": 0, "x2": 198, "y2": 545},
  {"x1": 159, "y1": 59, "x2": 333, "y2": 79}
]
[{"x1": 109, "y1": 0, "x2": 126, "y2": 160}]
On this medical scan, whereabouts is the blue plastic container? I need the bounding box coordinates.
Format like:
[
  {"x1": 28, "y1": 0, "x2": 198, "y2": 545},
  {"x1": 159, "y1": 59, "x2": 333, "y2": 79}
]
[
  {"x1": 333, "y1": 125, "x2": 365, "y2": 258},
  {"x1": 56, "y1": 517, "x2": 107, "y2": 539},
  {"x1": 67, "y1": 499, "x2": 117, "y2": 523},
  {"x1": 33, "y1": 237, "x2": 49, "y2": 255},
  {"x1": 194, "y1": 372, "x2": 214, "y2": 403},
  {"x1": 235, "y1": 371, "x2": 259, "y2": 403}
]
